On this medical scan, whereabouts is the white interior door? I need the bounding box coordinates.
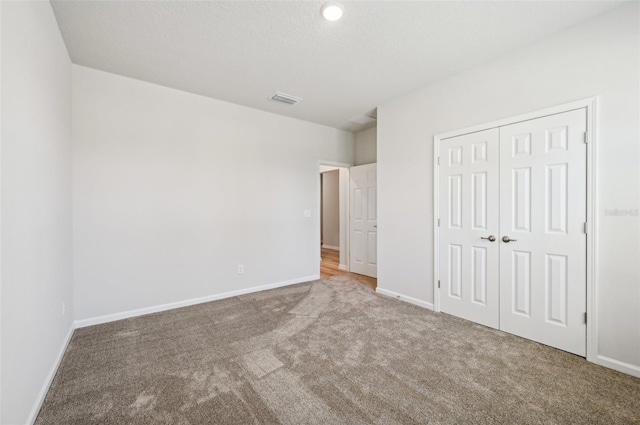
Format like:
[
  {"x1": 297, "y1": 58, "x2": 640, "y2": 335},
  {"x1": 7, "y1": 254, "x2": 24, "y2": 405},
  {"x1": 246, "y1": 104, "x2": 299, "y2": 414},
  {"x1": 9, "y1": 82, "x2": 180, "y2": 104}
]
[
  {"x1": 499, "y1": 109, "x2": 587, "y2": 356},
  {"x1": 350, "y1": 163, "x2": 377, "y2": 277},
  {"x1": 439, "y1": 129, "x2": 500, "y2": 329},
  {"x1": 437, "y1": 108, "x2": 588, "y2": 356}
]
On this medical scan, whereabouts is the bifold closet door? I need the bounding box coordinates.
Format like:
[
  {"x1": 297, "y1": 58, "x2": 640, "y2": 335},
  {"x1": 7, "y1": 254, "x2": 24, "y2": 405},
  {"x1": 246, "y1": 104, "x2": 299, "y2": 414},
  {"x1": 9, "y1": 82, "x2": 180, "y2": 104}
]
[
  {"x1": 499, "y1": 109, "x2": 587, "y2": 356},
  {"x1": 439, "y1": 129, "x2": 500, "y2": 329}
]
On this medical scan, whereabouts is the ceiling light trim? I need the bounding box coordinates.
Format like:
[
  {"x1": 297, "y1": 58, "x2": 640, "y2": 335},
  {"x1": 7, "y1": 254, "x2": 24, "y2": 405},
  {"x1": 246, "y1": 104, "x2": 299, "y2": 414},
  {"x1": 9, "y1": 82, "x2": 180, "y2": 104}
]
[{"x1": 321, "y1": 2, "x2": 344, "y2": 22}]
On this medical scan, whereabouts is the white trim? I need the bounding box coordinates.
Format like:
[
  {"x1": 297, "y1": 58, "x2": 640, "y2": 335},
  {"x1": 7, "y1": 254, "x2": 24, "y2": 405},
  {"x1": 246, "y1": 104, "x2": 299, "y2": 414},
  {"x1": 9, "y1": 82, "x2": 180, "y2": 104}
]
[
  {"x1": 318, "y1": 160, "x2": 353, "y2": 168},
  {"x1": 436, "y1": 98, "x2": 598, "y2": 141},
  {"x1": 26, "y1": 324, "x2": 75, "y2": 425},
  {"x1": 433, "y1": 97, "x2": 598, "y2": 361},
  {"x1": 321, "y1": 244, "x2": 339, "y2": 251},
  {"x1": 0, "y1": 2, "x2": 3, "y2": 419},
  {"x1": 597, "y1": 356, "x2": 640, "y2": 379},
  {"x1": 376, "y1": 287, "x2": 434, "y2": 311},
  {"x1": 584, "y1": 98, "x2": 598, "y2": 363},
  {"x1": 338, "y1": 264, "x2": 348, "y2": 271},
  {"x1": 433, "y1": 131, "x2": 440, "y2": 313},
  {"x1": 75, "y1": 275, "x2": 319, "y2": 328}
]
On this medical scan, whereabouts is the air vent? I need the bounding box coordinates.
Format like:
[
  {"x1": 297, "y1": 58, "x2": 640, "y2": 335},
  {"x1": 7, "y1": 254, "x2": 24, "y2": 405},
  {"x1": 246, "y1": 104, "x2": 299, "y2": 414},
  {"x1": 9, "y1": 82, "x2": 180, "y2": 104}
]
[
  {"x1": 349, "y1": 114, "x2": 376, "y2": 125},
  {"x1": 349, "y1": 108, "x2": 378, "y2": 125},
  {"x1": 270, "y1": 92, "x2": 302, "y2": 105}
]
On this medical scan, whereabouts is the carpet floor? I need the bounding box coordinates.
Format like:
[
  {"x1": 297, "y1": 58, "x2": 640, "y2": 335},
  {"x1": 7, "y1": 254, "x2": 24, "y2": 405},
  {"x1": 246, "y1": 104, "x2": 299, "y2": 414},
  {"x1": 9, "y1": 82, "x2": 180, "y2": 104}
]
[{"x1": 35, "y1": 275, "x2": 640, "y2": 424}]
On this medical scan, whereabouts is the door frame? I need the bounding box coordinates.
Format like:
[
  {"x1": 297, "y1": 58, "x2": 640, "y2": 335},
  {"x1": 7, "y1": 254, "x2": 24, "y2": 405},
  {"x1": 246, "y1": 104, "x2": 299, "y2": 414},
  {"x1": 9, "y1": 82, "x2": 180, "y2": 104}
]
[
  {"x1": 432, "y1": 97, "x2": 598, "y2": 362},
  {"x1": 317, "y1": 160, "x2": 352, "y2": 277}
]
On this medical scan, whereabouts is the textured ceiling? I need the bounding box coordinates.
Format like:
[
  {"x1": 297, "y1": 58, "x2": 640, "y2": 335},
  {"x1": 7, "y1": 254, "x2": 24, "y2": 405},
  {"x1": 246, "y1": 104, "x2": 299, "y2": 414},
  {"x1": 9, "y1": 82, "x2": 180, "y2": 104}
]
[{"x1": 51, "y1": 1, "x2": 624, "y2": 131}]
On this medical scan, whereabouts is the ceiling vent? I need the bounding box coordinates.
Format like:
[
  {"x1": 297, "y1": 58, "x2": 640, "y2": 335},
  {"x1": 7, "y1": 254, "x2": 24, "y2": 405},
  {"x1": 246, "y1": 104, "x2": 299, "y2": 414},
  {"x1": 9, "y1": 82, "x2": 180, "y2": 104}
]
[
  {"x1": 349, "y1": 108, "x2": 378, "y2": 125},
  {"x1": 269, "y1": 92, "x2": 302, "y2": 105}
]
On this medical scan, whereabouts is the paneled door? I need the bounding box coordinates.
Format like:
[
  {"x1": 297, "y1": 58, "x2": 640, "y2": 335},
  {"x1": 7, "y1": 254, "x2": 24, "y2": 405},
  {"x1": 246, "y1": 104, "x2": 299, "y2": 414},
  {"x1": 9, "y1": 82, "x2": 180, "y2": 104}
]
[
  {"x1": 350, "y1": 163, "x2": 377, "y2": 278},
  {"x1": 437, "y1": 108, "x2": 588, "y2": 356},
  {"x1": 499, "y1": 109, "x2": 587, "y2": 356},
  {"x1": 439, "y1": 129, "x2": 500, "y2": 329}
]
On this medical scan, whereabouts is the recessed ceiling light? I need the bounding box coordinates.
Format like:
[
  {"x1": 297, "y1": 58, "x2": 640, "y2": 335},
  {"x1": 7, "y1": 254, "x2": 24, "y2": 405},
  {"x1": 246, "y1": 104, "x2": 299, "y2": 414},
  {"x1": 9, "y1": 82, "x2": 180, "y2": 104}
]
[{"x1": 321, "y1": 2, "x2": 344, "y2": 22}]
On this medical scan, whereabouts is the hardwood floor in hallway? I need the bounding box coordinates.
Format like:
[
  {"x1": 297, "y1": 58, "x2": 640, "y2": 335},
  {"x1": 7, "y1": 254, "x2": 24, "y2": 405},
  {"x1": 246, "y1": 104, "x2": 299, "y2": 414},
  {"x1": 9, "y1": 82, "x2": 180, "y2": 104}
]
[{"x1": 320, "y1": 247, "x2": 377, "y2": 290}]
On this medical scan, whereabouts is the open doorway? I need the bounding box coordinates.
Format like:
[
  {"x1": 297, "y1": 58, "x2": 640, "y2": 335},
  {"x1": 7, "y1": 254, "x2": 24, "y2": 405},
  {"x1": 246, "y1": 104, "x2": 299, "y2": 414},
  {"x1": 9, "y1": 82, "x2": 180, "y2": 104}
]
[
  {"x1": 317, "y1": 162, "x2": 377, "y2": 290},
  {"x1": 319, "y1": 164, "x2": 349, "y2": 279}
]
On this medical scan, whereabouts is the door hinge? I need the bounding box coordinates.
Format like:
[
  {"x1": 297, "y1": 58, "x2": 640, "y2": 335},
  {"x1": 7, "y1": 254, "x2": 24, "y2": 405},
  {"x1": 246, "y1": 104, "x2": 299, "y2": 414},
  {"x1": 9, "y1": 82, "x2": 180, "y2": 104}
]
[
  {"x1": 584, "y1": 131, "x2": 588, "y2": 144},
  {"x1": 437, "y1": 157, "x2": 440, "y2": 166},
  {"x1": 438, "y1": 218, "x2": 441, "y2": 227},
  {"x1": 438, "y1": 280, "x2": 441, "y2": 289},
  {"x1": 583, "y1": 222, "x2": 588, "y2": 234},
  {"x1": 584, "y1": 312, "x2": 587, "y2": 324}
]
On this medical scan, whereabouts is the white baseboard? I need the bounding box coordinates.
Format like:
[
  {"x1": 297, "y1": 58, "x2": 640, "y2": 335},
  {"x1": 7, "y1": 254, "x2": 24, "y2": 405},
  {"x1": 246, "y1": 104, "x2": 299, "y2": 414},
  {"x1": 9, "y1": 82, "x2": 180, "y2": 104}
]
[
  {"x1": 321, "y1": 244, "x2": 339, "y2": 251},
  {"x1": 20, "y1": 282, "x2": 640, "y2": 425},
  {"x1": 27, "y1": 323, "x2": 75, "y2": 425},
  {"x1": 338, "y1": 264, "x2": 348, "y2": 271},
  {"x1": 376, "y1": 287, "x2": 434, "y2": 310},
  {"x1": 597, "y1": 355, "x2": 640, "y2": 378},
  {"x1": 378, "y1": 289, "x2": 640, "y2": 379},
  {"x1": 74, "y1": 275, "x2": 320, "y2": 329}
]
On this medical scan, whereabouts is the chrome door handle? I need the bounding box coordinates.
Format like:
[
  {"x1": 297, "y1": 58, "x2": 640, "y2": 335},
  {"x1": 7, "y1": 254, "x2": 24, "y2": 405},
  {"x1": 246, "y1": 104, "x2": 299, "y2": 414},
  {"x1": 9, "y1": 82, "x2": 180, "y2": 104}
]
[
  {"x1": 502, "y1": 236, "x2": 517, "y2": 243},
  {"x1": 480, "y1": 235, "x2": 496, "y2": 242}
]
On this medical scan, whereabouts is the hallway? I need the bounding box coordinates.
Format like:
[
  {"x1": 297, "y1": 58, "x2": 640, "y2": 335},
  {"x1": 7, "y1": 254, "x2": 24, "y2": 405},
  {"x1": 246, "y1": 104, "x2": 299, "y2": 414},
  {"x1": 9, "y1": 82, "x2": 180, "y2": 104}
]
[{"x1": 320, "y1": 247, "x2": 377, "y2": 290}]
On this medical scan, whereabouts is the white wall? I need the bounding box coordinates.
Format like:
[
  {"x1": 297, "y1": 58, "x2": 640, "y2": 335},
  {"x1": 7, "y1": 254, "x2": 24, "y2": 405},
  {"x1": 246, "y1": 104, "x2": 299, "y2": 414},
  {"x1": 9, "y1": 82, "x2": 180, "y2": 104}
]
[
  {"x1": 73, "y1": 65, "x2": 354, "y2": 322},
  {"x1": 1, "y1": 2, "x2": 73, "y2": 424},
  {"x1": 354, "y1": 126, "x2": 377, "y2": 165},
  {"x1": 321, "y1": 170, "x2": 340, "y2": 248},
  {"x1": 377, "y1": 3, "x2": 639, "y2": 374}
]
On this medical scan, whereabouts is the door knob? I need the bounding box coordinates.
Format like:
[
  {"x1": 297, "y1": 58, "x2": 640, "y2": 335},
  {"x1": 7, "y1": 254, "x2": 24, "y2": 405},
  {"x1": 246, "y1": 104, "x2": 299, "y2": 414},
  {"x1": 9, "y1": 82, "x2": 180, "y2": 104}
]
[
  {"x1": 480, "y1": 235, "x2": 496, "y2": 242},
  {"x1": 502, "y1": 236, "x2": 517, "y2": 243}
]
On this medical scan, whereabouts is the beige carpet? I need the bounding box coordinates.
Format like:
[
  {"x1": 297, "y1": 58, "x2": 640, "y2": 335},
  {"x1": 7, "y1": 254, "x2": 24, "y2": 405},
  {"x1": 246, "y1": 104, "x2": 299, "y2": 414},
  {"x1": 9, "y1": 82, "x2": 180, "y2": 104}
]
[{"x1": 35, "y1": 275, "x2": 640, "y2": 424}]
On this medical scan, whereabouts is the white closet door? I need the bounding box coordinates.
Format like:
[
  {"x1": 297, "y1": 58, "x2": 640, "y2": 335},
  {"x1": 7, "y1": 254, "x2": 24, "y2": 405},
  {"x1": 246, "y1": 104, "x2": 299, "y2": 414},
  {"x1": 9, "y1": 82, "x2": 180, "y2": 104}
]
[
  {"x1": 350, "y1": 163, "x2": 377, "y2": 278},
  {"x1": 439, "y1": 129, "x2": 500, "y2": 329},
  {"x1": 499, "y1": 109, "x2": 587, "y2": 356}
]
